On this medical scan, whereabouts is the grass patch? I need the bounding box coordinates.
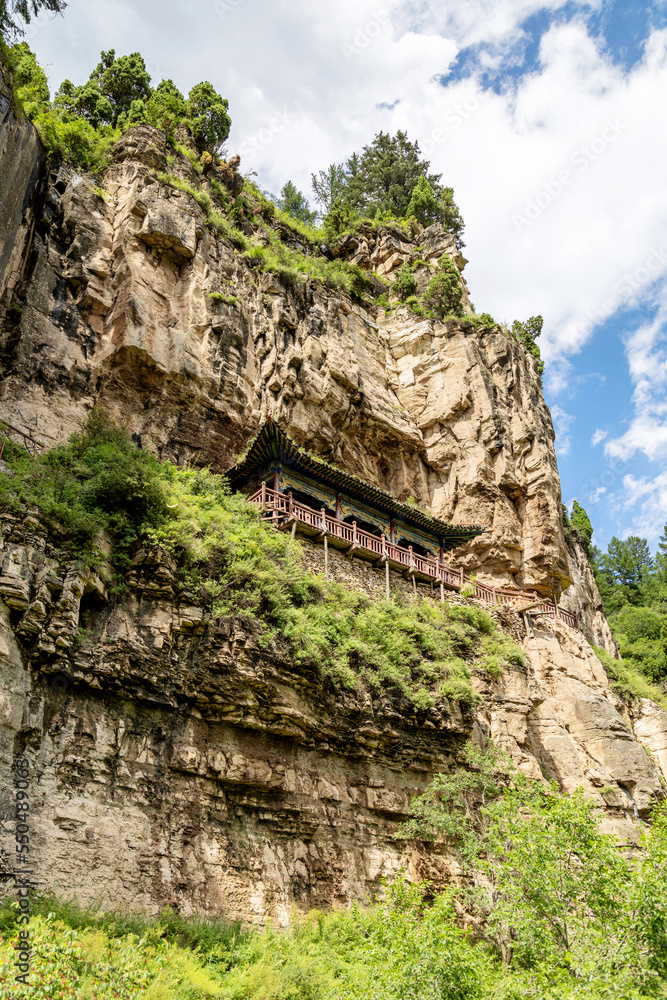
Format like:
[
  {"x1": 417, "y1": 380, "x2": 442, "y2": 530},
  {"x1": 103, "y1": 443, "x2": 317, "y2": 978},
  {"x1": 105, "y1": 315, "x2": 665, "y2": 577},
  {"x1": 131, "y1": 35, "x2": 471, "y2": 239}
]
[
  {"x1": 476, "y1": 632, "x2": 527, "y2": 679},
  {"x1": 593, "y1": 645, "x2": 667, "y2": 710},
  {"x1": 208, "y1": 292, "x2": 238, "y2": 306}
]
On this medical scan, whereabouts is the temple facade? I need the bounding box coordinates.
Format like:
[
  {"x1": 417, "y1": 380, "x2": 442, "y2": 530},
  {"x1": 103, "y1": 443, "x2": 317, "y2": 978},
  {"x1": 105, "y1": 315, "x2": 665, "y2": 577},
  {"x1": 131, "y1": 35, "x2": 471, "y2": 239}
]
[{"x1": 226, "y1": 420, "x2": 487, "y2": 594}]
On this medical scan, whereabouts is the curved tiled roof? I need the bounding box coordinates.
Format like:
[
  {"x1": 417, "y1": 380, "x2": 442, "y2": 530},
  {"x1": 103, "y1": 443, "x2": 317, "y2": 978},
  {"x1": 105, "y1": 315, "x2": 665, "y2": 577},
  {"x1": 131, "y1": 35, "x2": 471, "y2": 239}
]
[{"x1": 226, "y1": 419, "x2": 487, "y2": 548}]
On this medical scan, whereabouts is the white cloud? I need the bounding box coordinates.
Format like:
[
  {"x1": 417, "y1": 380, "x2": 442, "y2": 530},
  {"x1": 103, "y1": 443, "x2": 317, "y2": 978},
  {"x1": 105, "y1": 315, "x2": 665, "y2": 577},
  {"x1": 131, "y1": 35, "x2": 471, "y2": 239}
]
[
  {"x1": 591, "y1": 428, "x2": 607, "y2": 446},
  {"x1": 589, "y1": 486, "x2": 607, "y2": 502},
  {"x1": 605, "y1": 296, "x2": 667, "y2": 461},
  {"x1": 618, "y1": 471, "x2": 667, "y2": 541},
  {"x1": 550, "y1": 403, "x2": 575, "y2": 455}
]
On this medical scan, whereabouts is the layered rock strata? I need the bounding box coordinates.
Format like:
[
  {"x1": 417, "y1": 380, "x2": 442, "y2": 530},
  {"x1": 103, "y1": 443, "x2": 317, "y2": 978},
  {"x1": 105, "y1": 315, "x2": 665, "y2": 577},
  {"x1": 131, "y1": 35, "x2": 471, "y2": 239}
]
[
  {"x1": 0, "y1": 511, "x2": 665, "y2": 922},
  {"x1": 1, "y1": 91, "x2": 657, "y2": 925},
  {"x1": 1, "y1": 121, "x2": 572, "y2": 601}
]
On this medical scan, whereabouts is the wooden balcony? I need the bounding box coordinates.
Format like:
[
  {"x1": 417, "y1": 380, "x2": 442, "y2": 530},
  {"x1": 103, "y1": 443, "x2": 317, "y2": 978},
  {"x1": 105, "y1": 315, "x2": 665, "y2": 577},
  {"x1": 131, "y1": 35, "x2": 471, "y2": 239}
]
[{"x1": 249, "y1": 485, "x2": 581, "y2": 632}]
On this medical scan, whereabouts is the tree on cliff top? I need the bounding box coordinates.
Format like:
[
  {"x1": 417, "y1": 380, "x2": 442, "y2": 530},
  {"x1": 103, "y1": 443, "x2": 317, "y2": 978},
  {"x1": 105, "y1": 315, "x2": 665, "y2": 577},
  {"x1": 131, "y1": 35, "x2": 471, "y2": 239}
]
[
  {"x1": 9, "y1": 44, "x2": 232, "y2": 169},
  {"x1": 312, "y1": 131, "x2": 466, "y2": 247},
  {"x1": 53, "y1": 51, "x2": 231, "y2": 152},
  {"x1": 0, "y1": 0, "x2": 65, "y2": 39}
]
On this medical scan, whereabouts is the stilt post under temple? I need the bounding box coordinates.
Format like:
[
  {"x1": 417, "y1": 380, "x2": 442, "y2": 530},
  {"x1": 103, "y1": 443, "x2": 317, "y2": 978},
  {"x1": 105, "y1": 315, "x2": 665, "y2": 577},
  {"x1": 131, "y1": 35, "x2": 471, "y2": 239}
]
[
  {"x1": 440, "y1": 580, "x2": 445, "y2": 604},
  {"x1": 385, "y1": 561, "x2": 390, "y2": 601},
  {"x1": 322, "y1": 508, "x2": 329, "y2": 578}
]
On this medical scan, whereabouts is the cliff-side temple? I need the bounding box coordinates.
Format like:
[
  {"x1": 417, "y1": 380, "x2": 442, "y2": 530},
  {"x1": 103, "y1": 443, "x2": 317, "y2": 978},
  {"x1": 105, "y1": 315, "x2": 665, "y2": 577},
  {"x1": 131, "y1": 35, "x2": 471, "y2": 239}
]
[{"x1": 227, "y1": 420, "x2": 581, "y2": 628}]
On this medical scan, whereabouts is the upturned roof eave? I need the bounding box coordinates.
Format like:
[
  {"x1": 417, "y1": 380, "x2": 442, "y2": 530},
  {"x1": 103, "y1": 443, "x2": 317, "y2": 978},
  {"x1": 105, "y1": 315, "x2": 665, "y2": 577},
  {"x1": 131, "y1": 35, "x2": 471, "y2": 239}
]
[{"x1": 226, "y1": 419, "x2": 487, "y2": 542}]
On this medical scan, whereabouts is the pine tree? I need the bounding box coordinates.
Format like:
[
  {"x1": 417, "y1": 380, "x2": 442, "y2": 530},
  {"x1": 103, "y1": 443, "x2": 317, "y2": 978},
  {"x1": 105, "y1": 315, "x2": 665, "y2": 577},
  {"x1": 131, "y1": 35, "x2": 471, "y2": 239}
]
[
  {"x1": 570, "y1": 500, "x2": 593, "y2": 552},
  {"x1": 315, "y1": 132, "x2": 465, "y2": 246},
  {"x1": 406, "y1": 176, "x2": 439, "y2": 227},
  {"x1": 0, "y1": 0, "x2": 65, "y2": 38},
  {"x1": 276, "y1": 181, "x2": 317, "y2": 225},
  {"x1": 602, "y1": 536, "x2": 654, "y2": 599}
]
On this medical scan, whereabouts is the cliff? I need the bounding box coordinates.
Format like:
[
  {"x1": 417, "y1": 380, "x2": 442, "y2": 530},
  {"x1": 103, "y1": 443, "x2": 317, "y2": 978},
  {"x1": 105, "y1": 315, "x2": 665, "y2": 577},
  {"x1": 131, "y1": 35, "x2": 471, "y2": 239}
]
[
  {"x1": 1, "y1": 103, "x2": 664, "y2": 924},
  {"x1": 0, "y1": 122, "x2": 571, "y2": 598},
  {"x1": 1, "y1": 509, "x2": 666, "y2": 923}
]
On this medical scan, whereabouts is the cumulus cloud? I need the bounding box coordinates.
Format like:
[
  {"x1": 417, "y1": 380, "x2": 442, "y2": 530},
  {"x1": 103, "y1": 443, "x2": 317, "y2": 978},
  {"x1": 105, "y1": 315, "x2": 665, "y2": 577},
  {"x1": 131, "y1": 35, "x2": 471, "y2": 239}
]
[
  {"x1": 605, "y1": 296, "x2": 667, "y2": 462},
  {"x1": 591, "y1": 428, "x2": 607, "y2": 446},
  {"x1": 550, "y1": 404, "x2": 575, "y2": 456},
  {"x1": 618, "y1": 471, "x2": 667, "y2": 541}
]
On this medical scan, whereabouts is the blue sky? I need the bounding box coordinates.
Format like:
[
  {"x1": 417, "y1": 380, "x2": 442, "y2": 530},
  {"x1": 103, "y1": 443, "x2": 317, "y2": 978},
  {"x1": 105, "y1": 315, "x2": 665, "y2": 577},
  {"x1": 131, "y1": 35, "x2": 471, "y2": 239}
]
[{"x1": 24, "y1": 0, "x2": 667, "y2": 555}]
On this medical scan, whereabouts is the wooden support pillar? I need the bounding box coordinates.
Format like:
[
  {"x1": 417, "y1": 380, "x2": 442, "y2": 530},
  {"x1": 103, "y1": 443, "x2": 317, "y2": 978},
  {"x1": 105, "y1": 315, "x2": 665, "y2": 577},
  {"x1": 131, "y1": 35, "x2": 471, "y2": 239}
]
[
  {"x1": 335, "y1": 494, "x2": 341, "y2": 521},
  {"x1": 412, "y1": 574, "x2": 417, "y2": 596},
  {"x1": 385, "y1": 560, "x2": 390, "y2": 601},
  {"x1": 523, "y1": 611, "x2": 535, "y2": 639},
  {"x1": 324, "y1": 532, "x2": 329, "y2": 579},
  {"x1": 291, "y1": 521, "x2": 297, "y2": 539},
  {"x1": 352, "y1": 520, "x2": 357, "y2": 546},
  {"x1": 440, "y1": 580, "x2": 445, "y2": 604}
]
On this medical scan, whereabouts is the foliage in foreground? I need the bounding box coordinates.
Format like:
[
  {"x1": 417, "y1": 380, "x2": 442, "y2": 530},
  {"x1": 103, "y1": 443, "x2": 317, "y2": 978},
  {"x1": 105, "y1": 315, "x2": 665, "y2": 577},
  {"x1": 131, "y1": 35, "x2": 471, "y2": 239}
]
[
  {"x1": 0, "y1": 0, "x2": 65, "y2": 39},
  {"x1": 1, "y1": 759, "x2": 666, "y2": 999},
  {"x1": 0, "y1": 417, "x2": 526, "y2": 708}
]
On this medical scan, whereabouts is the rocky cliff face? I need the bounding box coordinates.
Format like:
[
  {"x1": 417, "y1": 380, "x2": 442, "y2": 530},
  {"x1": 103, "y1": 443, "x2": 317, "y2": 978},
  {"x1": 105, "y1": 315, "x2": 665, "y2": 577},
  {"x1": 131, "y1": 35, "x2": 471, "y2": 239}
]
[
  {"x1": 0, "y1": 121, "x2": 572, "y2": 599},
  {"x1": 1, "y1": 510, "x2": 665, "y2": 923},
  {"x1": 1, "y1": 99, "x2": 662, "y2": 924}
]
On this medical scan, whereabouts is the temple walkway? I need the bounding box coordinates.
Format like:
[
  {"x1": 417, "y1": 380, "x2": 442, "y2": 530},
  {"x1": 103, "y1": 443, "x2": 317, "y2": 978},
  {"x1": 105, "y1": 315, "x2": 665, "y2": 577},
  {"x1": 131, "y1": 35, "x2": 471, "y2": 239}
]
[{"x1": 250, "y1": 485, "x2": 581, "y2": 632}]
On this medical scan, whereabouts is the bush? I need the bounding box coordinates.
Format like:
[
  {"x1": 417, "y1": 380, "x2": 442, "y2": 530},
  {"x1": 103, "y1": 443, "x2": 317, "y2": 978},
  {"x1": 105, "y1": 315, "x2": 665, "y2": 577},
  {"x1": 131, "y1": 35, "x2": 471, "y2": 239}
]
[
  {"x1": 31, "y1": 110, "x2": 120, "y2": 171},
  {"x1": 391, "y1": 262, "x2": 417, "y2": 301},
  {"x1": 423, "y1": 254, "x2": 463, "y2": 318},
  {"x1": 593, "y1": 645, "x2": 667, "y2": 709},
  {"x1": 512, "y1": 315, "x2": 544, "y2": 376}
]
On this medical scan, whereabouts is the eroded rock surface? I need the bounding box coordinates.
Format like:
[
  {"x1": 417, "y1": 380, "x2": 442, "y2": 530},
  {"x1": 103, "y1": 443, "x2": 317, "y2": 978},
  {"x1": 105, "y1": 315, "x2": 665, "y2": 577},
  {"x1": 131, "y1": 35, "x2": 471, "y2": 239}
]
[
  {"x1": 0, "y1": 514, "x2": 664, "y2": 921},
  {"x1": 1, "y1": 111, "x2": 658, "y2": 925},
  {"x1": 0, "y1": 123, "x2": 575, "y2": 599}
]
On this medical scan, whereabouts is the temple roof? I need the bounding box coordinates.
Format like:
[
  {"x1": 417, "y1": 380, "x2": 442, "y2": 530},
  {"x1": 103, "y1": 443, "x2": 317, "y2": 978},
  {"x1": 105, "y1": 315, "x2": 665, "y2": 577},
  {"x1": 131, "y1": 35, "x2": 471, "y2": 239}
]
[{"x1": 226, "y1": 420, "x2": 487, "y2": 548}]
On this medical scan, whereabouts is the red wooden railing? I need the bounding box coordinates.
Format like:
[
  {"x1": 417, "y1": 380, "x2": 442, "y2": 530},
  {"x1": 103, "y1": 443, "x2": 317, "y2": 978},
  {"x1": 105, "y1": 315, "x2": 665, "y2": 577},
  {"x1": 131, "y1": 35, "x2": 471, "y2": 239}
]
[
  {"x1": 0, "y1": 419, "x2": 47, "y2": 461},
  {"x1": 249, "y1": 486, "x2": 581, "y2": 631}
]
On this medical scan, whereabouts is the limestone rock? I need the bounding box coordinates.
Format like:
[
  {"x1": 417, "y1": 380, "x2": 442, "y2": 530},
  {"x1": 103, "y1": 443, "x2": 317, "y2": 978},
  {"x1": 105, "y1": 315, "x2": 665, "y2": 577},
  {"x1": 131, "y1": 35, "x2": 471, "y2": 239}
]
[{"x1": 0, "y1": 514, "x2": 664, "y2": 922}]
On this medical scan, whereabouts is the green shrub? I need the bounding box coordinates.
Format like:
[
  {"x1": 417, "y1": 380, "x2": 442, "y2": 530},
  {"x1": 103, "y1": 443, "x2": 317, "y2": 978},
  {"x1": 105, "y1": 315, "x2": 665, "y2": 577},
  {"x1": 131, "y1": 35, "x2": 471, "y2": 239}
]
[
  {"x1": 405, "y1": 294, "x2": 426, "y2": 317},
  {"x1": 476, "y1": 631, "x2": 527, "y2": 679},
  {"x1": 391, "y1": 262, "x2": 417, "y2": 301},
  {"x1": 33, "y1": 109, "x2": 119, "y2": 171},
  {"x1": 512, "y1": 315, "x2": 544, "y2": 376},
  {"x1": 0, "y1": 412, "x2": 167, "y2": 571},
  {"x1": 423, "y1": 254, "x2": 463, "y2": 318},
  {"x1": 593, "y1": 645, "x2": 667, "y2": 709}
]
